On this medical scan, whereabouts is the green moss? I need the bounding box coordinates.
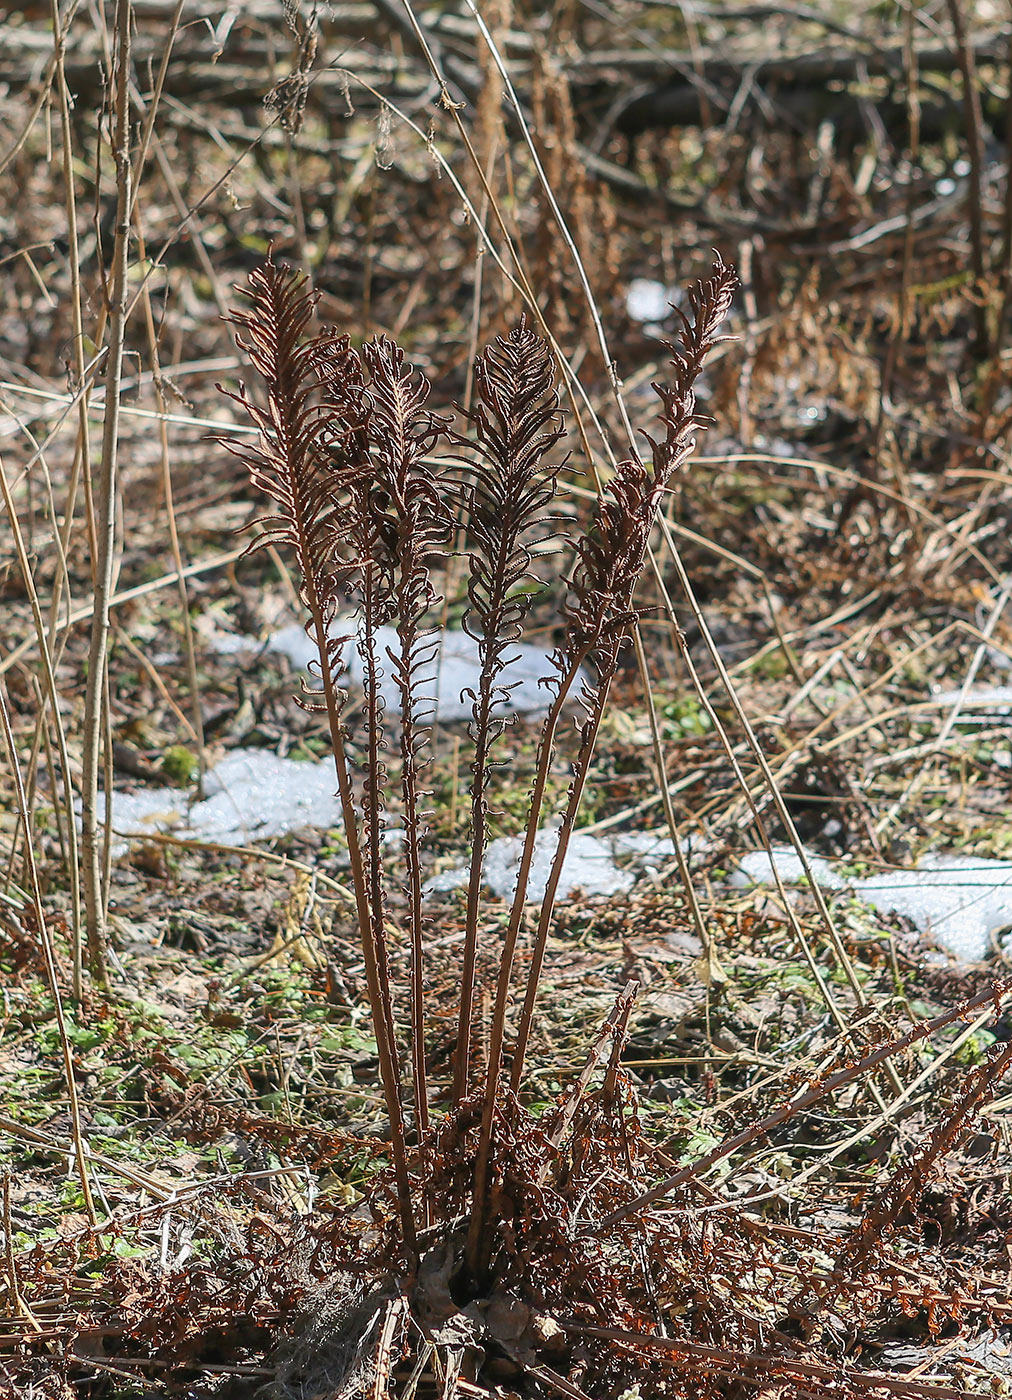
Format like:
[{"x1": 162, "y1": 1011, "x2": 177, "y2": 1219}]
[{"x1": 160, "y1": 745, "x2": 199, "y2": 787}]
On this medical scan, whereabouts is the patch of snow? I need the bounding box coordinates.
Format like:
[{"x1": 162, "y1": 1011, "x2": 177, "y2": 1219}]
[
  {"x1": 345, "y1": 627, "x2": 570, "y2": 723},
  {"x1": 726, "y1": 844, "x2": 1012, "y2": 962},
  {"x1": 262, "y1": 623, "x2": 318, "y2": 672},
  {"x1": 425, "y1": 827, "x2": 634, "y2": 902},
  {"x1": 729, "y1": 845, "x2": 847, "y2": 891},
  {"x1": 98, "y1": 748, "x2": 344, "y2": 855},
  {"x1": 610, "y1": 829, "x2": 709, "y2": 867},
  {"x1": 200, "y1": 627, "x2": 252, "y2": 656},
  {"x1": 213, "y1": 621, "x2": 582, "y2": 723},
  {"x1": 626, "y1": 278, "x2": 672, "y2": 325},
  {"x1": 99, "y1": 788, "x2": 189, "y2": 853},
  {"x1": 931, "y1": 684, "x2": 1012, "y2": 723},
  {"x1": 425, "y1": 825, "x2": 713, "y2": 902},
  {"x1": 854, "y1": 855, "x2": 1012, "y2": 963}
]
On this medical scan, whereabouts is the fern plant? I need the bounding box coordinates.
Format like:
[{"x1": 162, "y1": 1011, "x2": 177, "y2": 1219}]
[{"x1": 217, "y1": 254, "x2": 756, "y2": 1390}]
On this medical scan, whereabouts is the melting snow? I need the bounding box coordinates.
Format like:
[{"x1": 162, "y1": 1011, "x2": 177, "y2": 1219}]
[
  {"x1": 728, "y1": 844, "x2": 1012, "y2": 963},
  {"x1": 424, "y1": 825, "x2": 707, "y2": 902},
  {"x1": 425, "y1": 827, "x2": 634, "y2": 903},
  {"x1": 610, "y1": 829, "x2": 708, "y2": 867},
  {"x1": 212, "y1": 622, "x2": 582, "y2": 723},
  {"x1": 855, "y1": 855, "x2": 1012, "y2": 964},
  {"x1": 730, "y1": 845, "x2": 847, "y2": 891},
  {"x1": 99, "y1": 747, "x2": 1012, "y2": 960},
  {"x1": 97, "y1": 749, "x2": 344, "y2": 855},
  {"x1": 626, "y1": 278, "x2": 672, "y2": 325}
]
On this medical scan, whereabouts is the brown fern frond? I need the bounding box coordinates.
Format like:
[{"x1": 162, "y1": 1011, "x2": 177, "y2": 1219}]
[
  {"x1": 560, "y1": 457, "x2": 653, "y2": 659},
  {"x1": 464, "y1": 262, "x2": 738, "y2": 1281},
  {"x1": 453, "y1": 316, "x2": 566, "y2": 1102},
  {"x1": 218, "y1": 263, "x2": 336, "y2": 574},
  {"x1": 362, "y1": 336, "x2": 452, "y2": 623},
  {"x1": 217, "y1": 264, "x2": 369, "y2": 704},
  {"x1": 461, "y1": 317, "x2": 566, "y2": 693},
  {"x1": 643, "y1": 253, "x2": 736, "y2": 483},
  {"x1": 504, "y1": 255, "x2": 737, "y2": 1129},
  {"x1": 217, "y1": 260, "x2": 417, "y2": 1260},
  {"x1": 361, "y1": 336, "x2": 455, "y2": 1169},
  {"x1": 561, "y1": 255, "x2": 738, "y2": 676}
]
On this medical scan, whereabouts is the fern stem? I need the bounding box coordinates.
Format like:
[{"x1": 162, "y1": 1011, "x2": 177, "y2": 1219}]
[
  {"x1": 453, "y1": 584, "x2": 525, "y2": 1100},
  {"x1": 359, "y1": 573, "x2": 418, "y2": 1259},
  {"x1": 453, "y1": 680, "x2": 497, "y2": 1103},
  {"x1": 297, "y1": 560, "x2": 417, "y2": 1259},
  {"x1": 464, "y1": 651, "x2": 588, "y2": 1275},
  {"x1": 508, "y1": 679, "x2": 612, "y2": 1099},
  {"x1": 81, "y1": 0, "x2": 132, "y2": 983},
  {"x1": 468, "y1": 675, "x2": 612, "y2": 1281},
  {"x1": 454, "y1": 546, "x2": 522, "y2": 1102},
  {"x1": 394, "y1": 618, "x2": 432, "y2": 1200}
]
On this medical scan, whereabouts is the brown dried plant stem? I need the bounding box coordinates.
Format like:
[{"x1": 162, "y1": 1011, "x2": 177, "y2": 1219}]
[
  {"x1": 47, "y1": 0, "x2": 91, "y2": 996},
  {"x1": 395, "y1": 629, "x2": 433, "y2": 1169},
  {"x1": 598, "y1": 981, "x2": 1010, "y2": 1231},
  {"x1": 0, "y1": 678, "x2": 95, "y2": 1222},
  {"x1": 355, "y1": 568, "x2": 415, "y2": 1231},
  {"x1": 464, "y1": 656, "x2": 606, "y2": 1278},
  {"x1": 309, "y1": 582, "x2": 416, "y2": 1259},
  {"x1": 466, "y1": 649, "x2": 590, "y2": 1253},
  {"x1": 652, "y1": 517, "x2": 899, "y2": 1109},
  {"x1": 0, "y1": 448, "x2": 82, "y2": 1002},
  {"x1": 455, "y1": 673, "x2": 499, "y2": 1100},
  {"x1": 80, "y1": 0, "x2": 132, "y2": 982},
  {"x1": 50, "y1": 0, "x2": 97, "y2": 567},
  {"x1": 134, "y1": 218, "x2": 206, "y2": 790},
  {"x1": 944, "y1": 0, "x2": 989, "y2": 356},
  {"x1": 2, "y1": 1171, "x2": 39, "y2": 1333},
  {"x1": 507, "y1": 680, "x2": 612, "y2": 1101},
  {"x1": 631, "y1": 622, "x2": 722, "y2": 986},
  {"x1": 129, "y1": 2, "x2": 204, "y2": 787}
]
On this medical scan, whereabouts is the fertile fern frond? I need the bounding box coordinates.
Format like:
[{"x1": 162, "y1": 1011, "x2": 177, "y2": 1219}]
[
  {"x1": 452, "y1": 317, "x2": 566, "y2": 1100},
  {"x1": 218, "y1": 261, "x2": 334, "y2": 578},
  {"x1": 358, "y1": 337, "x2": 453, "y2": 711},
  {"x1": 217, "y1": 261, "x2": 417, "y2": 1254},
  {"x1": 460, "y1": 317, "x2": 566, "y2": 721},
  {"x1": 502, "y1": 256, "x2": 739, "y2": 1128},
  {"x1": 561, "y1": 256, "x2": 738, "y2": 679},
  {"x1": 646, "y1": 252, "x2": 738, "y2": 486},
  {"x1": 217, "y1": 263, "x2": 370, "y2": 702},
  {"x1": 560, "y1": 457, "x2": 653, "y2": 662},
  {"x1": 360, "y1": 337, "x2": 455, "y2": 1154}
]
